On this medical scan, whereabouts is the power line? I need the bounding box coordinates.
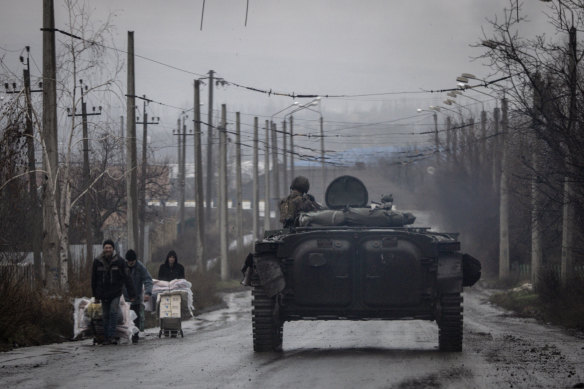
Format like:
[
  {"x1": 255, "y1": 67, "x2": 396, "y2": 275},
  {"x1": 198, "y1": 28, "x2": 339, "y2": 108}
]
[{"x1": 43, "y1": 26, "x2": 508, "y2": 101}]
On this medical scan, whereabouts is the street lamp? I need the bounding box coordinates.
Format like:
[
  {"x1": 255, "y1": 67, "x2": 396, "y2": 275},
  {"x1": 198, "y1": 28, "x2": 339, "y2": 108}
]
[
  {"x1": 448, "y1": 90, "x2": 485, "y2": 111},
  {"x1": 444, "y1": 99, "x2": 473, "y2": 117},
  {"x1": 280, "y1": 97, "x2": 323, "y2": 191}
]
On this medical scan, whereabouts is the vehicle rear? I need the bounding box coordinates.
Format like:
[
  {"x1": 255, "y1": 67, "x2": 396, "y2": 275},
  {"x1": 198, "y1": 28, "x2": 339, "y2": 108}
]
[{"x1": 246, "y1": 176, "x2": 479, "y2": 353}]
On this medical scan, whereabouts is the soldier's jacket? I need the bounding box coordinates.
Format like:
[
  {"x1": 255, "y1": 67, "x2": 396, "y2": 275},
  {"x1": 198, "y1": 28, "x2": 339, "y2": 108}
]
[{"x1": 279, "y1": 189, "x2": 321, "y2": 227}]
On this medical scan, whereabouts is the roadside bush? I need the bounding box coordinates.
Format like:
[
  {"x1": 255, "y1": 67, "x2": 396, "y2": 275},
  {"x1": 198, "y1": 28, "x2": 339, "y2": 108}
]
[
  {"x1": 537, "y1": 270, "x2": 584, "y2": 330},
  {"x1": 0, "y1": 266, "x2": 73, "y2": 351},
  {"x1": 490, "y1": 271, "x2": 584, "y2": 330}
]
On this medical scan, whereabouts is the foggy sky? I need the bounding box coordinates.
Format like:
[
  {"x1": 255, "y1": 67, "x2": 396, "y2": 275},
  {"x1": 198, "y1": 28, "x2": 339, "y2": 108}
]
[{"x1": 0, "y1": 0, "x2": 553, "y2": 161}]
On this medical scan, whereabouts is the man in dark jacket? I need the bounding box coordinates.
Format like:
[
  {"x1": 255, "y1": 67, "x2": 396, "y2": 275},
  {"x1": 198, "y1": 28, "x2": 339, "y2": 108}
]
[
  {"x1": 158, "y1": 250, "x2": 185, "y2": 281},
  {"x1": 123, "y1": 249, "x2": 153, "y2": 343},
  {"x1": 91, "y1": 239, "x2": 136, "y2": 345}
]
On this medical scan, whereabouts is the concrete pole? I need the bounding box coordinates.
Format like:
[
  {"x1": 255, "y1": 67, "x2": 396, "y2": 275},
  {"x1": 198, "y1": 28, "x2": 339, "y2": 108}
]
[
  {"x1": 252, "y1": 117, "x2": 259, "y2": 241},
  {"x1": 139, "y1": 98, "x2": 147, "y2": 259},
  {"x1": 282, "y1": 120, "x2": 288, "y2": 195},
  {"x1": 42, "y1": 0, "x2": 60, "y2": 290},
  {"x1": 177, "y1": 118, "x2": 184, "y2": 236},
  {"x1": 499, "y1": 98, "x2": 510, "y2": 280},
  {"x1": 23, "y1": 64, "x2": 42, "y2": 282},
  {"x1": 120, "y1": 115, "x2": 124, "y2": 165},
  {"x1": 561, "y1": 26, "x2": 577, "y2": 286},
  {"x1": 289, "y1": 115, "x2": 295, "y2": 180},
  {"x1": 194, "y1": 80, "x2": 206, "y2": 273},
  {"x1": 126, "y1": 31, "x2": 138, "y2": 253},
  {"x1": 452, "y1": 120, "x2": 458, "y2": 163},
  {"x1": 220, "y1": 104, "x2": 229, "y2": 281},
  {"x1": 81, "y1": 92, "x2": 92, "y2": 266},
  {"x1": 530, "y1": 75, "x2": 543, "y2": 287},
  {"x1": 320, "y1": 116, "x2": 326, "y2": 195},
  {"x1": 235, "y1": 112, "x2": 243, "y2": 255},
  {"x1": 480, "y1": 110, "x2": 487, "y2": 166},
  {"x1": 205, "y1": 70, "x2": 214, "y2": 222},
  {"x1": 271, "y1": 122, "x2": 280, "y2": 205},
  {"x1": 433, "y1": 112, "x2": 439, "y2": 165},
  {"x1": 263, "y1": 120, "x2": 271, "y2": 232},
  {"x1": 445, "y1": 116, "x2": 452, "y2": 164},
  {"x1": 531, "y1": 140, "x2": 542, "y2": 287},
  {"x1": 492, "y1": 107, "x2": 501, "y2": 193},
  {"x1": 181, "y1": 117, "x2": 187, "y2": 235}
]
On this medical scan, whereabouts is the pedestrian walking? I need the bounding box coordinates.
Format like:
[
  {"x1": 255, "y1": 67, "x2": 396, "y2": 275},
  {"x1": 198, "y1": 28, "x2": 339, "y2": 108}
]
[
  {"x1": 123, "y1": 249, "x2": 153, "y2": 343},
  {"x1": 91, "y1": 239, "x2": 136, "y2": 345},
  {"x1": 158, "y1": 250, "x2": 185, "y2": 281}
]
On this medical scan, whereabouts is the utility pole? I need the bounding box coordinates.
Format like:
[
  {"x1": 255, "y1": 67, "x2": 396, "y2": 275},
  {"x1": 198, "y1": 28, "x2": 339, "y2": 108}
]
[
  {"x1": 445, "y1": 116, "x2": 452, "y2": 163},
  {"x1": 126, "y1": 31, "x2": 138, "y2": 253},
  {"x1": 205, "y1": 70, "x2": 214, "y2": 223},
  {"x1": 42, "y1": 0, "x2": 59, "y2": 290},
  {"x1": 282, "y1": 119, "x2": 288, "y2": 196},
  {"x1": 252, "y1": 117, "x2": 259, "y2": 241},
  {"x1": 561, "y1": 25, "x2": 577, "y2": 286},
  {"x1": 181, "y1": 114, "x2": 187, "y2": 236},
  {"x1": 173, "y1": 116, "x2": 190, "y2": 237},
  {"x1": 499, "y1": 98, "x2": 510, "y2": 280},
  {"x1": 320, "y1": 115, "x2": 326, "y2": 195},
  {"x1": 492, "y1": 106, "x2": 500, "y2": 193},
  {"x1": 530, "y1": 73, "x2": 544, "y2": 288},
  {"x1": 194, "y1": 80, "x2": 205, "y2": 273},
  {"x1": 120, "y1": 116, "x2": 125, "y2": 165},
  {"x1": 480, "y1": 109, "x2": 487, "y2": 167},
  {"x1": 67, "y1": 80, "x2": 102, "y2": 267},
  {"x1": 9, "y1": 47, "x2": 43, "y2": 283},
  {"x1": 271, "y1": 122, "x2": 280, "y2": 208},
  {"x1": 452, "y1": 119, "x2": 459, "y2": 164},
  {"x1": 235, "y1": 112, "x2": 243, "y2": 256},
  {"x1": 263, "y1": 120, "x2": 271, "y2": 232},
  {"x1": 136, "y1": 95, "x2": 159, "y2": 261},
  {"x1": 289, "y1": 115, "x2": 295, "y2": 179},
  {"x1": 219, "y1": 104, "x2": 228, "y2": 281},
  {"x1": 432, "y1": 112, "x2": 439, "y2": 165}
]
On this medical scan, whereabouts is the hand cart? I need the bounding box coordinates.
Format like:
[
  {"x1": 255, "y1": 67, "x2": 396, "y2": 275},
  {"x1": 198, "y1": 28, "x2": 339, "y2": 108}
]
[{"x1": 157, "y1": 292, "x2": 184, "y2": 338}]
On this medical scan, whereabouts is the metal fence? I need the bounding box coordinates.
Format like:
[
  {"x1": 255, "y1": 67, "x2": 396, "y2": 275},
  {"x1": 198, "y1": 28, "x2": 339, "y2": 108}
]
[{"x1": 515, "y1": 263, "x2": 584, "y2": 281}]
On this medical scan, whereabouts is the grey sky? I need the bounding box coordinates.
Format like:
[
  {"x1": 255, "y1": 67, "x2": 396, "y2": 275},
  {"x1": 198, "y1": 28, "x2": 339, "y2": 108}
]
[{"x1": 1, "y1": 0, "x2": 553, "y2": 159}]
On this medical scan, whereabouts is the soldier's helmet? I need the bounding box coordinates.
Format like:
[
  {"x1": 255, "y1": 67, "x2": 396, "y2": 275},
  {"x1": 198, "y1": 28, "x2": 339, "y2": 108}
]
[{"x1": 290, "y1": 176, "x2": 310, "y2": 194}]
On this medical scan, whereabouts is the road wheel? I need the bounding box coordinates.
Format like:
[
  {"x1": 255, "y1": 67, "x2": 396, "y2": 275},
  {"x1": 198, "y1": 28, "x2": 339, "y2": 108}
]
[
  {"x1": 438, "y1": 293, "x2": 463, "y2": 352},
  {"x1": 252, "y1": 280, "x2": 283, "y2": 352}
]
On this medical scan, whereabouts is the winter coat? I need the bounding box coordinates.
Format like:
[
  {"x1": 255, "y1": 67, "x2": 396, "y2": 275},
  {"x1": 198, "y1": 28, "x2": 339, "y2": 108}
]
[
  {"x1": 279, "y1": 189, "x2": 321, "y2": 227},
  {"x1": 92, "y1": 252, "x2": 137, "y2": 302},
  {"x1": 158, "y1": 260, "x2": 185, "y2": 281},
  {"x1": 123, "y1": 260, "x2": 153, "y2": 303}
]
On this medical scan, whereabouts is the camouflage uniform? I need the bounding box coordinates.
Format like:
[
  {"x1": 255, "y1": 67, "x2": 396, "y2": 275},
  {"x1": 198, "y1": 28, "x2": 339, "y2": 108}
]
[{"x1": 280, "y1": 189, "x2": 321, "y2": 227}]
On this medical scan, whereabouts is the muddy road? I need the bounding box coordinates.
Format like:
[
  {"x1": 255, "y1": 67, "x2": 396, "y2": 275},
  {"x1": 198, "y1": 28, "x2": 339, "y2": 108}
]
[{"x1": 1, "y1": 287, "x2": 583, "y2": 388}]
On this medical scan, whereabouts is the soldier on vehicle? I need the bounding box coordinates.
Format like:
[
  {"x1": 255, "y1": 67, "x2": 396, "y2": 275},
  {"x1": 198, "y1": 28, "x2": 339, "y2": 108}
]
[
  {"x1": 279, "y1": 176, "x2": 322, "y2": 227},
  {"x1": 91, "y1": 239, "x2": 136, "y2": 345},
  {"x1": 123, "y1": 249, "x2": 153, "y2": 344}
]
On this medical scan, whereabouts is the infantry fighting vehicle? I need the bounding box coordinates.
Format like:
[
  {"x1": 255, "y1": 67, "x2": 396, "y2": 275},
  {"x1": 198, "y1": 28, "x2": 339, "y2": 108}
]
[{"x1": 242, "y1": 175, "x2": 481, "y2": 352}]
